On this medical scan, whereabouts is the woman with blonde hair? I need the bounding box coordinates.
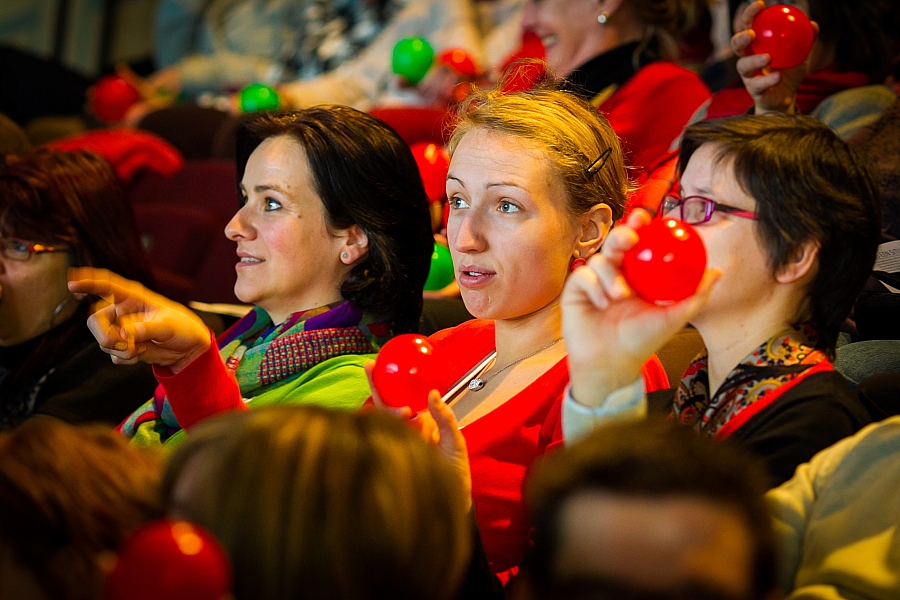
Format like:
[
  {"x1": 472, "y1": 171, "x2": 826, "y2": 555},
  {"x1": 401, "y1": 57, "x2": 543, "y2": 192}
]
[{"x1": 371, "y1": 84, "x2": 669, "y2": 578}]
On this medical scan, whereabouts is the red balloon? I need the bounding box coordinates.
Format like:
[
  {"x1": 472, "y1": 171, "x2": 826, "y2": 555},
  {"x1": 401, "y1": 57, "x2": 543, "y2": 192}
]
[
  {"x1": 92, "y1": 74, "x2": 142, "y2": 122},
  {"x1": 410, "y1": 142, "x2": 450, "y2": 204},
  {"x1": 621, "y1": 218, "x2": 707, "y2": 304},
  {"x1": 750, "y1": 4, "x2": 815, "y2": 70},
  {"x1": 372, "y1": 334, "x2": 440, "y2": 413},
  {"x1": 105, "y1": 520, "x2": 232, "y2": 600},
  {"x1": 437, "y1": 48, "x2": 479, "y2": 78}
]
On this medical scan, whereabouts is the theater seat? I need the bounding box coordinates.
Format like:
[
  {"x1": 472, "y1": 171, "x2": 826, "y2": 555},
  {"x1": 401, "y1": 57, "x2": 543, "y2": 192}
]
[{"x1": 127, "y1": 160, "x2": 240, "y2": 304}]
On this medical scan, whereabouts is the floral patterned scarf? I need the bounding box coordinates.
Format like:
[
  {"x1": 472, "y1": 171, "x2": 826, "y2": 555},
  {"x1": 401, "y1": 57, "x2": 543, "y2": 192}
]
[
  {"x1": 673, "y1": 326, "x2": 833, "y2": 439},
  {"x1": 119, "y1": 300, "x2": 391, "y2": 442}
]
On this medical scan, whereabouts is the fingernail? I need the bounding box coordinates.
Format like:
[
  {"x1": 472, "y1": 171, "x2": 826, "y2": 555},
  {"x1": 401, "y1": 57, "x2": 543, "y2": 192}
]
[{"x1": 115, "y1": 342, "x2": 128, "y2": 351}]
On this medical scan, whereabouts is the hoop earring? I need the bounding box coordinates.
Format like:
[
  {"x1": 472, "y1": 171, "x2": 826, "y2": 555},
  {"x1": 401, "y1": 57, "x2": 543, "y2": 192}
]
[
  {"x1": 597, "y1": 11, "x2": 609, "y2": 24},
  {"x1": 49, "y1": 295, "x2": 74, "y2": 328}
]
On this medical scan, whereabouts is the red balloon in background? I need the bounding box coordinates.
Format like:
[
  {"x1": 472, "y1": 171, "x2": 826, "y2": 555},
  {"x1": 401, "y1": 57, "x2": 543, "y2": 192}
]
[
  {"x1": 372, "y1": 334, "x2": 440, "y2": 413},
  {"x1": 410, "y1": 142, "x2": 450, "y2": 204},
  {"x1": 105, "y1": 520, "x2": 232, "y2": 600},
  {"x1": 437, "y1": 48, "x2": 479, "y2": 78},
  {"x1": 750, "y1": 4, "x2": 815, "y2": 70},
  {"x1": 621, "y1": 218, "x2": 707, "y2": 304},
  {"x1": 92, "y1": 74, "x2": 142, "y2": 122}
]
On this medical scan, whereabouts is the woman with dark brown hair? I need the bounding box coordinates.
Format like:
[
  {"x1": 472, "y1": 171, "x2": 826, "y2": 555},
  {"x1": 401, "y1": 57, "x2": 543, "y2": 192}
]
[{"x1": 0, "y1": 149, "x2": 157, "y2": 428}]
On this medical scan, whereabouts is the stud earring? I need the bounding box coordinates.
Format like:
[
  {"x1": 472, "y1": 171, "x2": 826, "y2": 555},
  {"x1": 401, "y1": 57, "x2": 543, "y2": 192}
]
[
  {"x1": 341, "y1": 252, "x2": 350, "y2": 261},
  {"x1": 598, "y1": 11, "x2": 609, "y2": 24},
  {"x1": 570, "y1": 257, "x2": 587, "y2": 272}
]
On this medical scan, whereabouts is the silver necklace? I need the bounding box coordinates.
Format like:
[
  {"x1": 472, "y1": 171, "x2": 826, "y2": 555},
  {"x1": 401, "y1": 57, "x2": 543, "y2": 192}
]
[{"x1": 467, "y1": 337, "x2": 564, "y2": 391}]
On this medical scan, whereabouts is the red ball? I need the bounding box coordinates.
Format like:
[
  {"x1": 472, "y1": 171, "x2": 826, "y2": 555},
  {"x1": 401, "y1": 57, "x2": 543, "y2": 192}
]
[
  {"x1": 621, "y1": 218, "x2": 707, "y2": 305},
  {"x1": 437, "y1": 48, "x2": 479, "y2": 78},
  {"x1": 92, "y1": 74, "x2": 142, "y2": 122},
  {"x1": 410, "y1": 142, "x2": 450, "y2": 204},
  {"x1": 105, "y1": 520, "x2": 232, "y2": 600},
  {"x1": 750, "y1": 4, "x2": 815, "y2": 70},
  {"x1": 372, "y1": 334, "x2": 440, "y2": 413}
]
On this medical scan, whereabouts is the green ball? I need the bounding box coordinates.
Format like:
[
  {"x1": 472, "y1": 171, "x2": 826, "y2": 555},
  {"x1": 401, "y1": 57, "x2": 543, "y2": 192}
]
[
  {"x1": 392, "y1": 37, "x2": 435, "y2": 85},
  {"x1": 424, "y1": 243, "x2": 455, "y2": 291},
  {"x1": 240, "y1": 83, "x2": 280, "y2": 112}
]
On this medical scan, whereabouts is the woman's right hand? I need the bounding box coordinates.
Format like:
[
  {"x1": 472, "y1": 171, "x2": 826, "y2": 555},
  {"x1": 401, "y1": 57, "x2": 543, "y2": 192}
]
[
  {"x1": 68, "y1": 267, "x2": 210, "y2": 373},
  {"x1": 731, "y1": 0, "x2": 817, "y2": 115},
  {"x1": 561, "y1": 210, "x2": 720, "y2": 407}
]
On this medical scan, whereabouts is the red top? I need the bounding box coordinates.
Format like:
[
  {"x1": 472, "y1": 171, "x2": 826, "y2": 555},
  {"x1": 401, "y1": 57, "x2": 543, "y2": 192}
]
[
  {"x1": 428, "y1": 320, "x2": 669, "y2": 577},
  {"x1": 599, "y1": 61, "x2": 710, "y2": 177}
]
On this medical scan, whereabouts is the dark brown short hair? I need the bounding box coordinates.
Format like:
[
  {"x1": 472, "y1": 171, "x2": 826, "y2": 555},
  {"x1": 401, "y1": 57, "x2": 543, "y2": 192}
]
[
  {"x1": 526, "y1": 418, "x2": 776, "y2": 600},
  {"x1": 678, "y1": 114, "x2": 881, "y2": 357}
]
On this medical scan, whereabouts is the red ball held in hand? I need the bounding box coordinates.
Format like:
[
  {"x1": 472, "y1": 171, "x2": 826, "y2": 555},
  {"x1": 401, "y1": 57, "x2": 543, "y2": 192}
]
[
  {"x1": 750, "y1": 4, "x2": 815, "y2": 70},
  {"x1": 92, "y1": 74, "x2": 142, "y2": 122},
  {"x1": 621, "y1": 218, "x2": 707, "y2": 305},
  {"x1": 105, "y1": 520, "x2": 232, "y2": 600},
  {"x1": 372, "y1": 334, "x2": 440, "y2": 413}
]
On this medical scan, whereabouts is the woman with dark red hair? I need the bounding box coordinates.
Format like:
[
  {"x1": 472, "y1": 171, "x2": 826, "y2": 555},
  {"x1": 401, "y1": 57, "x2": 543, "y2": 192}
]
[{"x1": 0, "y1": 150, "x2": 158, "y2": 428}]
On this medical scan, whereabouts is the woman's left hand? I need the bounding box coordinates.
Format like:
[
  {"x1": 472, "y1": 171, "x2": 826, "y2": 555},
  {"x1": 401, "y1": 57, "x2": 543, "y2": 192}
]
[{"x1": 732, "y1": 0, "x2": 818, "y2": 115}]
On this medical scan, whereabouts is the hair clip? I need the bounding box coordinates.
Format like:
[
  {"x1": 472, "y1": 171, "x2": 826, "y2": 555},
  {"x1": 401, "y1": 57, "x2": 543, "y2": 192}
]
[{"x1": 586, "y1": 147, "x2": 612, "y2": 176}]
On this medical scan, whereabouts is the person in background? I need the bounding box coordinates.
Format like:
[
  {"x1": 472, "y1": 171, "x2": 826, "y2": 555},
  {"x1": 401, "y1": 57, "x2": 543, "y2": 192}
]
[
  {"x1": 0, "y1": 150, "x2": 158, "y2": 428},
  {"x1": 704, "y1": 0, "x2": 900, "y2": 124},
  {"x1": 69, "y1": 106, "x2": 433, "y2": 445},
  {"x1": 519, "y1": 0, "x2": 711, "y2": 174},
  {"x1": 0, "y1": 418, "x2": 163, "y2": 599},
  {"x1": 511, "y1": 418, "x2": 777, "y2": 600},
  {"x1": 161, "y1": 404, "x2": 473, "y2": 600},
  {"x1": 561, "y1": 114, "x2": 878, "y2": 486}
]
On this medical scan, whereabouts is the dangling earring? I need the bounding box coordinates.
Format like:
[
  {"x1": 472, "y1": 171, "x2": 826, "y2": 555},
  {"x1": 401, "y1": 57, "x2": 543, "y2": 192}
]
[{"x1": 597, "y1": 11, "x2": 609, "y2": 24}]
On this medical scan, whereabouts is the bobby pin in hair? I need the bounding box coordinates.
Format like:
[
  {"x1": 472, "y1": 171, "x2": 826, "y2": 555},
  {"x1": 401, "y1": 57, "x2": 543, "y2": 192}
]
[{"x1": 586, "y1": 147, "x2": 612, "y2": 176}]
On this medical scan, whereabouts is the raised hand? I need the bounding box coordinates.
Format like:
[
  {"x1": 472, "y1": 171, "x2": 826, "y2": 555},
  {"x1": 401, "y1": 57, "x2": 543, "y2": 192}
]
[
  {"x1": 68, "y1": 267, "x2": 210, "y2": 372},
  {"x1": 562, "y1": 210, "x2": 720, "y2": 407},
  {"x1": 731, "y1": 0, "x2": 818, "y2": 115}
]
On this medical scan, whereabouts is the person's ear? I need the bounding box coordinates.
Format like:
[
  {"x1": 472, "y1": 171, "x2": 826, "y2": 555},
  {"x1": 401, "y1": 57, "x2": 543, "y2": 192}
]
[
  {"x1": 574, "y1": 203, "x2": 613, "y2": 260},
  {"x1": 339, "y1": 225, "x2": 369, "y2": 265},
  {"x1": 775, "y1": 238, "x2": 819, "y2": 284}
]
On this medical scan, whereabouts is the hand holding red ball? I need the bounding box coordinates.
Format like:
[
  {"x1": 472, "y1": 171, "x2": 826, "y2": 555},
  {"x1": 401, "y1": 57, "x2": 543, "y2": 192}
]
[
  {"x1": 371, "y1": 334, "x2": 441, "y2": 413},
  {"x1": 621, "y1": 217, "x2": 707, "y2": 305}
]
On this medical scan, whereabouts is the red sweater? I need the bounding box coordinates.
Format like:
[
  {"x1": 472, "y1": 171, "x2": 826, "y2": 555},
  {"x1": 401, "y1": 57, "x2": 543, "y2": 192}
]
[{"x1": 428, "y1": 320, "x2": 669, "y2": 577}]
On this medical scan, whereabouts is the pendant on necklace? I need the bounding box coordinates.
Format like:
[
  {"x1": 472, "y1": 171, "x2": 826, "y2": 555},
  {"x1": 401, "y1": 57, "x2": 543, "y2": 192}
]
[{"x1": 468, "y1": 378, "x2": 485, "y2": 391}]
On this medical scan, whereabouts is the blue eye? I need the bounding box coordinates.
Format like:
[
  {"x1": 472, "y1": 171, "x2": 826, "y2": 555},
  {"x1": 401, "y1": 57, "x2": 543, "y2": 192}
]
[
  {"x1": 499, "y1": 201, "x2": 520, "y2": 213},
  {"x1": 449, "y1": 196, "x2": 469, "y2": 210},
  {"x1": 265, "y1": 198, "x2": 282, "y2": 211}
]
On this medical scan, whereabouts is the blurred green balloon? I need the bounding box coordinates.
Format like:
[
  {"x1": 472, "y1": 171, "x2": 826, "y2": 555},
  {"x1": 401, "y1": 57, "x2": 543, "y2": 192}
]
[
  {"x1": 240, "y1": 83, "x2": 280, "y2": 112},
  {"x1": 424, "y1": 243, "x2": 454, "y2": 291},
  {"x1": 392, "y1": 37, "x2": 435, "y2": 85}
]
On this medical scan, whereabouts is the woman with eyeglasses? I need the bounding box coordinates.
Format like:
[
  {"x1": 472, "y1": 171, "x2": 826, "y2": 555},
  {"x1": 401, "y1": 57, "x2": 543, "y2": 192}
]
[
  {"x1": 560, "y1": 114, "x2": 879, "y2": 486},
  {"x1": 0, "y1": 150, "x2": 158, "y2": 429}
]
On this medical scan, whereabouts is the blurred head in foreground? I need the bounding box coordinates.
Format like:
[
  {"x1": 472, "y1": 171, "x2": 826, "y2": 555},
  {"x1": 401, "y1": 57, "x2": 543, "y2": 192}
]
[{"x1": 162, "y1": 405, "x2": 472, "y2": 600}]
